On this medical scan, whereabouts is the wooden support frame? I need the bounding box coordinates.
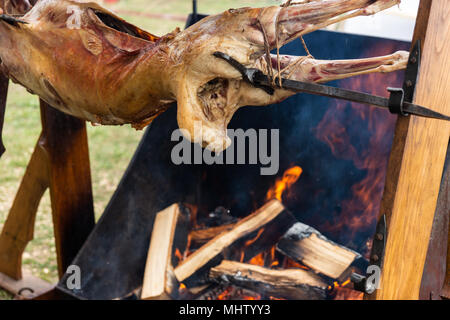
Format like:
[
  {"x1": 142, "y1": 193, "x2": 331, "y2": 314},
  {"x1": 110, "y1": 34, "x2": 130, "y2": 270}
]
[
  {"x1": 39, "y1": 101, "x2": 95, "y2": 277},
  {"x1": 0, "y1": 138, "x2": 48, "y2": 279},
  {"x1": 368, "y1": 0, "x2": 450, "y2": 300},
  {"x1": 419, "y1": 144, "x2": 449, "y2": 299},
  {"x1": 0, "y1": 96, "x2": 95, "y2": 287}
]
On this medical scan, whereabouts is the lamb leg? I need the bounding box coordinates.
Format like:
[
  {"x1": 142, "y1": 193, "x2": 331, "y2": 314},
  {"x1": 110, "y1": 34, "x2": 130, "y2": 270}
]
[
  {"x1": 241, "y1": 50, "x2": 408, "y2": 106},
  {"x1": 251, "y1": 0, "x2": 401, "y2": 50}
]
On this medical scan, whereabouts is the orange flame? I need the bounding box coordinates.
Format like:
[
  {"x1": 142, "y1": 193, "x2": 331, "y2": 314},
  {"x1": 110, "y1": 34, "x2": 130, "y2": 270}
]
[
  {"x1": 248, "y1": 253, "x2": 265, "y2": 266},
  {"x1": 282, "y1": 257, "x2": 310, "y2": 270},
  {"x1": 174, "y1": 248, "x2": 183, "y2": 263},
  {"x1": 266, "y1": 166, "x2": 303, "y2": 201}
]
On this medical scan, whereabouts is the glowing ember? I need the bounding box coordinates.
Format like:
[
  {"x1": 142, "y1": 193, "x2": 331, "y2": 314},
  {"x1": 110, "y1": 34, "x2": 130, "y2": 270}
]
[
  {"x1": 174, "y1": 248, "x2": 183, "y2": 263},
  {"x1": 216, "y1": 286, "x2": 261, "y2": 300},
  {"x1": 244, "y1": 228, "x2": 265, "y2": 247},
  {"x1": 266, "y1": 166, "x2": 303, "y2": 201},
  {"x1": 248, "y1": 253, "x2": 265, "y2": 266},
  {"x1": 326, "y1": 277, "x2": 362, "y2": 300},
  {"x1": 173, "y1": 160, "x2": 370, "y2": 300}
]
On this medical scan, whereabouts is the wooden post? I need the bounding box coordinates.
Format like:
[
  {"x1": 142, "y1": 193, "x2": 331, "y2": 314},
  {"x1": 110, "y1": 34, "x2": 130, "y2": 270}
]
[
  {"x1": 370, "y1": 0, "x2": 450, "y2": 300},
  {"x1": 0, "y1": 98, "x2": 95, "y2": 292},
  {"x1": 39, "y1": 101, "x2": 96, "y2": 277},
  {"x1": 0, "y1": 72, "x2": 8, "y2": 158},
  {"x1": 0, "y1": 140, "x2": 48, "y2": 279},
  {"x1": 442, "y1": 224, "x2": 450, "y2": 299}
]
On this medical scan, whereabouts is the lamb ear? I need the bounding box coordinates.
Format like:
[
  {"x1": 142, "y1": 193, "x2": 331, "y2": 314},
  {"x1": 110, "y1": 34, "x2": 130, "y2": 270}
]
[{"x1": 176, "y1": 77, "x2": 231, "y2": 153}]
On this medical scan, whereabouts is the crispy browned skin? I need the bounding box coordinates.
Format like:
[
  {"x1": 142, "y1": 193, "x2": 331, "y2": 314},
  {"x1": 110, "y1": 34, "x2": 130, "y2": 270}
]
[
  {"x1": 0, "y1": 0, "x2": 173, "y2": 126},
  {"x1": 0, "y1": 0, "x2": 408, "y2": 152}
]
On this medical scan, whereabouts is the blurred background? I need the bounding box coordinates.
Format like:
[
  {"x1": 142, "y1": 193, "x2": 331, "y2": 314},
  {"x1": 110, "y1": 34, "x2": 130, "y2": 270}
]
[{"x1": 0, "y1": 0, "x2": 419, "y2": 299}]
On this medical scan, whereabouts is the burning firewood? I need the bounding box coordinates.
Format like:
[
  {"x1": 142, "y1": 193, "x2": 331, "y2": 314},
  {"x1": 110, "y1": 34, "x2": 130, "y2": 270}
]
[
  {"x1": 194, "y1": 284, "x2": 262, "y2": 301},
  {"x1": 209, "y1": 260, "x2": 328, "y2": 300},
  {"x1": 276, "y1": 222, "x2": 367, "y2": 281},
  {"x1": 141, "y1": 204, "x2": 190, "y2": 300},
  {"x1": 174, "y1": 200, "x2": 296, "y2": 284},
  {"x1": 0, "y1": 0, "x2": 408, "y2": 152},
  {"x1": 189, "y1": 223, "x2": 235, "y2": 248}
]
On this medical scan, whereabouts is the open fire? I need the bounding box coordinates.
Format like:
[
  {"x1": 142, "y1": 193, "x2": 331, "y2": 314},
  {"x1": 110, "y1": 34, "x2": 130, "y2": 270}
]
[
  {"x1": 137, "y1": 38, "x2": 407, "y2": 301},
  {"x1": 140, "y1": 165, "x2": 368, "y2": 301},
  {"x1": 55, "y1": 30, "x2": 408, "y2": 301}
]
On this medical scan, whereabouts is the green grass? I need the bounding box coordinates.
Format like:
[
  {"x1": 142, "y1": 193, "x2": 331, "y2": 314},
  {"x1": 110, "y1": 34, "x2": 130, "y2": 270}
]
[
  {"x1": 107, "y1": 0, "x2": 280, "y2": 35},
  {"x1": 0, "y1": 0, "x2": 277, "y2": 300},
  {"x1": 0, "y1": 289, "x2": 12, "y2": 300}
]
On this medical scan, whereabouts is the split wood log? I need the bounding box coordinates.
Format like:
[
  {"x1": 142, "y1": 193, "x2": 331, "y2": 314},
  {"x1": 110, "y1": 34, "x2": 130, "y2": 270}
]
[
  {"x1": 276, "y1": 222, "x2": 366, "y2": 281},
  {"x1": 209, "y1": 260, "x2": 328, "y2": 300},
  {"x1": 141, "y1": 203, "x2": 190, "y2": 300},
  {"x1": 174, "y1": 199, "x2": 296, "y2": 284}
]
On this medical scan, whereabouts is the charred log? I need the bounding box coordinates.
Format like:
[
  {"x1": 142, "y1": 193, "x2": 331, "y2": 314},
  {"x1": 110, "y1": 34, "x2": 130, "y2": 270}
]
[
  {"x1": 174, "y1": 200, "x2": 296, "y2": 285},
  {"x1": 277, "y1": 222, "x2": 368, "y2": 281},
  {"x1": 209, "y1": 260, "x2": 328, "y2": 300}
]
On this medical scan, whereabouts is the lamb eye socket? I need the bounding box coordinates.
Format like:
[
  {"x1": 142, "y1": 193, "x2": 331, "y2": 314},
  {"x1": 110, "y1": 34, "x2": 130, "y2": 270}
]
[{"x1": 206, "y1": 78, "x2": 220, "y2": 86}]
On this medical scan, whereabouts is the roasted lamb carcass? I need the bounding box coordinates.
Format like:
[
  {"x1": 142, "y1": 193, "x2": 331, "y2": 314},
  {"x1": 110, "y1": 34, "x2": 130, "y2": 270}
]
[{"x1": 0, "y1": 0, "x2": 408, "y2": 152}]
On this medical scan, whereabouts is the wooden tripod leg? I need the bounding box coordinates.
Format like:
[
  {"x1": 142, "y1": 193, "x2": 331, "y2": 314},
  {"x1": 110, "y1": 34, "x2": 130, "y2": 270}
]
[
  {"x1": 0, "y1": 138, "x2": 49, "y2": 279},
  {"x1": 0, "y1": 72, "x2": 8, "y2": 158},
  {"x1": 441, "y1": 211, "x2": 450, "y2": 300},
  {"x1": 369, "y1": 0, "x2": 450, "y2": 299},
  {"x1": 39, "y1": 100, "x2": 95, "y2": 277}
]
